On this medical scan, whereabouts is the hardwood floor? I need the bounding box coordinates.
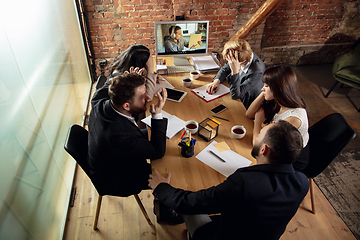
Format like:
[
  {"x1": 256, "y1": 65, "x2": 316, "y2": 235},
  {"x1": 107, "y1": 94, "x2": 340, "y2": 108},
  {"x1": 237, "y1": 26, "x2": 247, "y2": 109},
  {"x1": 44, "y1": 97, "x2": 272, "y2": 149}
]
[
  {"x1": 63, "y1": 166, "x2": 355, "y2": 240},
  {"x1": 63, "y1": 64, "x2": 359, "y2": 240}
]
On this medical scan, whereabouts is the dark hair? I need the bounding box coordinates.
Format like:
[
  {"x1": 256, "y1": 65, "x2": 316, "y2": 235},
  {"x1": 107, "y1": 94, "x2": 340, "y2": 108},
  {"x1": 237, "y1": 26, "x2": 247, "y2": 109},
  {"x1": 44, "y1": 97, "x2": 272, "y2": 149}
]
[
  {"x1": 107, "y1": 44, "x2": 150, "y2": 76},
  {"x1": 169, "y1": 25, "x2": 181, "y2": 35},
  {"x1": 108, "y1": 73, "x2": 145, "y2": 108},
  {"x1": 262, "y1": 65, "x2": 306, "y2": 124},
  {"x1": 263, "y1": 120, "x2": 303, "y2": 164}
]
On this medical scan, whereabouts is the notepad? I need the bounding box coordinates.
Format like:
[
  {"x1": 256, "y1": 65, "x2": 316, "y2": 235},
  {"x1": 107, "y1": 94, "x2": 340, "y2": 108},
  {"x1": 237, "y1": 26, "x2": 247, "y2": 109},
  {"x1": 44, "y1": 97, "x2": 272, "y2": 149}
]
[
  {"x1": 141, "y1": 110, "x2": 185, "y2": 139},
  {"x1": 195, "y1": 141, "x2": 252, "y2": 177},
  {"x1": 191, "y1": 83, "x2": 230, "y2": 102}
]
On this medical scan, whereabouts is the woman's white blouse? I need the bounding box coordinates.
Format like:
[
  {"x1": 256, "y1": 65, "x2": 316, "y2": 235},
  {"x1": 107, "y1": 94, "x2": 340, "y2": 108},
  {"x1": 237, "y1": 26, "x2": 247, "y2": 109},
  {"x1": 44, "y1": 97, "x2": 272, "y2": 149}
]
[{"x1": 273, "y1": 108, "x2": 309, "y2": 147}]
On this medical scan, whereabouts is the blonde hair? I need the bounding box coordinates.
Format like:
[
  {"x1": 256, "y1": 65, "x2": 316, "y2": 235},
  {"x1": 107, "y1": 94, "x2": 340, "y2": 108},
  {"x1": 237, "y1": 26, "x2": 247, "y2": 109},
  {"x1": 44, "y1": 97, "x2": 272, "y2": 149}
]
[{"x1": 222, "y1": 39, "x2": 252, "y2": 62}]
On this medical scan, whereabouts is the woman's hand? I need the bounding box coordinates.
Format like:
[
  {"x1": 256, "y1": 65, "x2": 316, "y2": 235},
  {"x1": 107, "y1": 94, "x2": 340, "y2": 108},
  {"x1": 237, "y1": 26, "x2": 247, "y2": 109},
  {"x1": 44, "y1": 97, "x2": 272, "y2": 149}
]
[
  {"x1": 225, "y1": 50, "x2": 247, "y2": 76},
  {"x1": 206, "y1": 79, "x2": 220, "y2": 94},
  {"x1": 124, "y1": 66, "x2": 145, "y2": 76},
  {"x1": 254, "y1": 108, "x2": 266, "y2": 126}
]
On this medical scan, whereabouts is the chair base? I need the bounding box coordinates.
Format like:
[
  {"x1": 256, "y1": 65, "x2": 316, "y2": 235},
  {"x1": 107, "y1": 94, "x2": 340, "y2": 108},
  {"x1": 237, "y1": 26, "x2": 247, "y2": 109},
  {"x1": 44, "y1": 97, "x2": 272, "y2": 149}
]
[
  {"x1": 324, "y1": 80, "x2": 339, "y2": 98},
  {"x1": 93, "y1": 193, "x2": 155, "y2": 232},
  {"x1": 309, "y1": 178, "x2": 315, "y2": 214}
]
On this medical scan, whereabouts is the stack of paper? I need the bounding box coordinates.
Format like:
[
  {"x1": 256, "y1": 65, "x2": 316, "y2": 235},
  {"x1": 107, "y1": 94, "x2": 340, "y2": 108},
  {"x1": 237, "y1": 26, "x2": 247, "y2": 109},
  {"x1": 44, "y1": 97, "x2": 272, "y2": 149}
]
[
  {"x1": 191, "y1": 83, "x2": 230, "y2": 102},
  {"x1": 195, "y1": 141, "x2": 252, "y2": 177},
  {"x1": 190, "y1": 55, "x2": 220, "y2": 73},
  {"x1": 141, "y1": 110, "x2": 185, "y2": 139}
]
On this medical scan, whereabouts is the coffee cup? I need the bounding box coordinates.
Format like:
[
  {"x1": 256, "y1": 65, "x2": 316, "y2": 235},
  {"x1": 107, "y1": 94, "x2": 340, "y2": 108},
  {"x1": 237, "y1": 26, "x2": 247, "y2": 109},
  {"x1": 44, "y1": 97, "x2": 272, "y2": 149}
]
[
  {"x1": 190, "y1": 70, "x2": 200, "y2": 79},
  {"x1": 182, "y1": 77, "x2": 193, "y2": 88},
  {"x1": 185, "y1": 120, "x2": 199, "y2": 134},
  {"x1": 231, "y1": 125, "x2": 246, "y2": 139}
]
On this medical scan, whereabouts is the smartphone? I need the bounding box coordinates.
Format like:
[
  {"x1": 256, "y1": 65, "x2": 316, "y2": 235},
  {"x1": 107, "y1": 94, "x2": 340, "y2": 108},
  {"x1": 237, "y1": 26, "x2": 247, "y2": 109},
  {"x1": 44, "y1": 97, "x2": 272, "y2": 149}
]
[{"x1": 210, "y1": 104, "x2": 227, "y2": 114}]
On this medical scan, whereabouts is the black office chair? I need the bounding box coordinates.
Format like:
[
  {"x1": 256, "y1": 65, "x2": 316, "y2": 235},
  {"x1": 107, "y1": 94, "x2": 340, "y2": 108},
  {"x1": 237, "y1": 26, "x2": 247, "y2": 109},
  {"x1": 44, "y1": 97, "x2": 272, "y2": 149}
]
[
  {"x1": 64, "y1": 124, "x2": 155, "y2": 231},
  {"x1": 302, "y1": 113, "x2": 356, "y2": 214}
]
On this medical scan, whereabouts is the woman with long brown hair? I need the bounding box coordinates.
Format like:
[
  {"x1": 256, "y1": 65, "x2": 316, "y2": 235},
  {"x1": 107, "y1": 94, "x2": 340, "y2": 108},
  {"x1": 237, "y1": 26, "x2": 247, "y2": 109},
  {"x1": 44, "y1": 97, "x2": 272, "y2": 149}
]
[
  {"x1": 106, "y1": 44, "x2": 158, "y2": 101},
  {"x1": 246, "y1": 65, "x2": 309, "y2": 170}
]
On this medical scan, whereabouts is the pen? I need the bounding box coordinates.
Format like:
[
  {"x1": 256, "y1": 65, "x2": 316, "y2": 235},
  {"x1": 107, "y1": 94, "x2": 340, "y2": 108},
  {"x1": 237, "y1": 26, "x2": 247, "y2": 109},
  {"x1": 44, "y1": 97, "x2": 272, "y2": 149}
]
[
  {"x1": 212, "y1": 115, "x2": 230, "y2": 122},
  {"x1": 208, "y1": 150, "x2": 226, "y2": 163}
]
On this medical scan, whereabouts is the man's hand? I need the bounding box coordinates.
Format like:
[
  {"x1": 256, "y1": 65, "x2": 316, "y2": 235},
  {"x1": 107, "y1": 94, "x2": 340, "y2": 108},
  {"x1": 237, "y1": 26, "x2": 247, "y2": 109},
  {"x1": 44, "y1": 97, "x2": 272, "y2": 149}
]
[
  {"x1": 206, "y1": 79, "x2": 220, "y2": 94},
  {"x1": 148, "y1": 169, "x2": 171, "y2": 190},
  {"x1": 150, "y1": 87, "x2": 167, "y2": 115},
  {"x1": 124, "y1": 66, "x2": 145, "y2": 76},
  {"x1": 190, "y1": 40, "x2": 203, "y2": 49}
]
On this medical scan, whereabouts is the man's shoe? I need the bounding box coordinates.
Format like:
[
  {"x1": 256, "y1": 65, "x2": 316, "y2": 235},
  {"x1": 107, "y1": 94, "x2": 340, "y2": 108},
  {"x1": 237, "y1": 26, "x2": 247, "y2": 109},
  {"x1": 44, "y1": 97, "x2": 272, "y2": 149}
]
[{"x1": 154, "y1": 199, "x2": 184, "y2": 224}]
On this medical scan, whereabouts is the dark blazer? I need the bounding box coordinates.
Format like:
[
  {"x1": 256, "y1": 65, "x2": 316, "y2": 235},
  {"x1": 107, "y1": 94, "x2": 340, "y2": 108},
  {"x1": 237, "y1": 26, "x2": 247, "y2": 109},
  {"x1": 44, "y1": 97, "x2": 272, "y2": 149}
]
[
  {"x1": 88, "y1": 81, "x2": 167, "y2": 197},
  {"x1": 153, "y1": 164, "x2": 309, "y2": 240},
  {"x1": 214, "y1": 53, "x2": 266, "y2": 109}
]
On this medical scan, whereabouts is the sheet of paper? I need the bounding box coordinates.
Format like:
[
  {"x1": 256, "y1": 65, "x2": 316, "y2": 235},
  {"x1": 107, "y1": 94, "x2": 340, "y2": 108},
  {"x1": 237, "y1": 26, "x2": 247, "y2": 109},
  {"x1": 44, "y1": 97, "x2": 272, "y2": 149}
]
[
  {"x1": 195, "y1": 141, "x2": 252, "y2": 177},
  {"x1": 141, "y1": 110, "x2": 185, "y2": 139},
  {"x1": 192, "y1": 83, "x2": 230, "y2": 102},
  {"x1": 154, "y1": 75, "x2": 174, "y2": 93}
]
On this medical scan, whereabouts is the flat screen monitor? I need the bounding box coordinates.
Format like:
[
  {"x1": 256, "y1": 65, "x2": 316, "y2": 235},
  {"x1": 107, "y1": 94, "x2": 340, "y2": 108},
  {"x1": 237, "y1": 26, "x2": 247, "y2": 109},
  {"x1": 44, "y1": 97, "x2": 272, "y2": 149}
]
[{"x1": 154, "y1": 21, "x2": 209, "y2": 65}]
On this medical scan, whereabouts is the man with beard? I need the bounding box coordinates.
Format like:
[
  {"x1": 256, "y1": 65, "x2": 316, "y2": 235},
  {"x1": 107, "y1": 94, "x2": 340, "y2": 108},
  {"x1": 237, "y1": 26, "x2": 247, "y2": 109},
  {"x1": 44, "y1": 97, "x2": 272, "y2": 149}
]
[
  {"x1": 148, "y1": 120, "x2": 309, "y2": 240},
  {"x1": 88, "y1": 73, "x2": 168, "y2": 197}
]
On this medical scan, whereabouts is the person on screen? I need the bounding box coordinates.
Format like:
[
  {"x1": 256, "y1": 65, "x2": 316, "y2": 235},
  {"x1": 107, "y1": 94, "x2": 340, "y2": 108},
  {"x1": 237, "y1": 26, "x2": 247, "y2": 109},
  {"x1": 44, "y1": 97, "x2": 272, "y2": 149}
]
[
  {"x1": 148, "y1": 120, "x2": 309, "y2": 240},
  {"x1": 164, "y1": 25, "x2": 202, "y2": 53},
  {"x1": 106, "y1": 44, "x2": 158, "y2": 101},
  {"x1": 246, "y1": 65, "x2": 309, "y2": 171},
  {"x1": 206, "y1": 39, "x2": 265, "y2": 109},
  {"x1": 88, "y1": 73, "x2": 168, "y2": 197}
]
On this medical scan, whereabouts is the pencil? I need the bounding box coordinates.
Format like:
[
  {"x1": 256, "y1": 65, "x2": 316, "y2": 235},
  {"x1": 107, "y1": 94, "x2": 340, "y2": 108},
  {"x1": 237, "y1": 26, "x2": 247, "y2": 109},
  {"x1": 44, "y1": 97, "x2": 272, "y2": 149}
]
[
  {"x1": 212, "y1": 115, "x2": 230, "y2": 122},
  {"x1": 208, "y1": 150, "x2": 226, "y2": 163}
]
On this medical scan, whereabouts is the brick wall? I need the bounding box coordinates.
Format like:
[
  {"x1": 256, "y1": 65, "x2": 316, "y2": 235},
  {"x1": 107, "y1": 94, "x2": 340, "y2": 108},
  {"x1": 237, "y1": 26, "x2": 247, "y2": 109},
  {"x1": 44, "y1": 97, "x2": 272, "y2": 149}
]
[{"x1": 85, "y1": 0, "x2": 360, "y2": 75}]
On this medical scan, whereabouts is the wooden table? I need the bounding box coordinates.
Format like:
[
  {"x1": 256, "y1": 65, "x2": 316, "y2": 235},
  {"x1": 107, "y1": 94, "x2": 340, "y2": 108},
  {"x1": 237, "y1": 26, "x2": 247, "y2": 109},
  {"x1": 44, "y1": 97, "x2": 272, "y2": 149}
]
[{"x1": 148, "y1": 72, "x2": 255, "y2": 191}]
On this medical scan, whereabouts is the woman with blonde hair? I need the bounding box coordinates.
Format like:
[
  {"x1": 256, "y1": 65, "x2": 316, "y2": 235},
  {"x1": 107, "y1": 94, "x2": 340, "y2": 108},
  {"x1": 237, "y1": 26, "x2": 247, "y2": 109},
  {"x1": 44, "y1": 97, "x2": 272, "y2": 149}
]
[
  {"x1": 246, "y1": 65, "x2": 309, "y2": 171},
  {"x1": 206, "y1": 39, "x2": 265, "y2": 109}
]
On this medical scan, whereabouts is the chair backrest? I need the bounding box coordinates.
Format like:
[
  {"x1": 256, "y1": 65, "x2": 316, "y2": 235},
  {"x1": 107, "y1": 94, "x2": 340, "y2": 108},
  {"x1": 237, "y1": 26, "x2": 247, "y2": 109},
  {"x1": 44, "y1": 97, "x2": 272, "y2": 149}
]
[
  {"x1": 95, "y1": 75, "x2": 107, "y2": 90},
  {"x1": 64, "y1": 124, "x2": 90, "y2": 174},
  {"x1": 302, "y1": 113, "x2": 356, "y2": 178}
]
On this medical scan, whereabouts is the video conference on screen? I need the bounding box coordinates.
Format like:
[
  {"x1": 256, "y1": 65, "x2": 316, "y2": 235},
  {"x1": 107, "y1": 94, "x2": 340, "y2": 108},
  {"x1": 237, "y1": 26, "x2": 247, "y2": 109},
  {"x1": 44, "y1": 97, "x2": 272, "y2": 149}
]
[{"x1": 155, "y1": 21, "x2": 208, "y2": 56}]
